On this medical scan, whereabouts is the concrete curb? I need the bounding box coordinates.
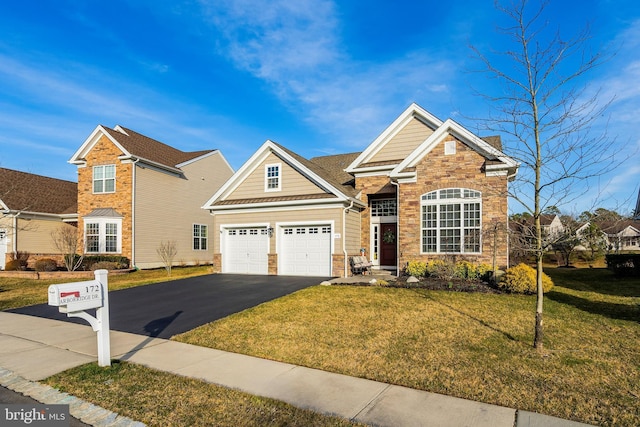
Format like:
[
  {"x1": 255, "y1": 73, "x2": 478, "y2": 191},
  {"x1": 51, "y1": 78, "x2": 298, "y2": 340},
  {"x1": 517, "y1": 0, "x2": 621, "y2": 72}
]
[{"x1": 0, "y1": 367, "x2": 145, "y2": 427}]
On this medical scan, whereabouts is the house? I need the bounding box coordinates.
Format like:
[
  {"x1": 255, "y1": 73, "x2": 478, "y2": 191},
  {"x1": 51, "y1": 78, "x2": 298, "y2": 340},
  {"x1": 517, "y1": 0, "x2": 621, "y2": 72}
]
[
  {"x1": 69, "y1": 125, "x2": 234, "y2": 269},
  {"x1": 0, "y1": 168, "x2": 77, "y2": 269},
  {"x1": 509, "y1": 213, "x2": 565, "y2": 249},
  {"x1": 203, "y1": 103, "x2": 518, "y2": 277},
  {"x1": 598, "y1": 221, "x2": 640, "y2": 252}
]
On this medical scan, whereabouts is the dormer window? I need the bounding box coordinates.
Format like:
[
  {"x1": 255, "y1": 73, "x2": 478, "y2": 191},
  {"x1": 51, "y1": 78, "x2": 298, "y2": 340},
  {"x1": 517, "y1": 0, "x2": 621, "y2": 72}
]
[
  {"x1": 93, "y1": 165, "x2": 115, "y2": 193},
  {"x1": 265, "y1": 163, "x2": 281, "y2": 192}
]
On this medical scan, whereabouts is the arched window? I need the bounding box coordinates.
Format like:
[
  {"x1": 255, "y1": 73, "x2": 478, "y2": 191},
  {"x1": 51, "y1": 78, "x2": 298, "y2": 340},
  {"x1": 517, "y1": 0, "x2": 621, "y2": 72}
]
[{"x1": 421, "y1": 188, "x2": 482, "y2": 254}]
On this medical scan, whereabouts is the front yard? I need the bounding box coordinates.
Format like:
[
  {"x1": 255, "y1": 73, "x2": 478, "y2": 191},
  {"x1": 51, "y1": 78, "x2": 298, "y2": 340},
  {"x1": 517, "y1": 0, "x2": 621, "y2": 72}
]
[
  {"x1": 174, "y1": 268, "x2": 639, "y2": 426},
  {"x1": 3, "y1": 266, "x2": 639, "y2": 426}
]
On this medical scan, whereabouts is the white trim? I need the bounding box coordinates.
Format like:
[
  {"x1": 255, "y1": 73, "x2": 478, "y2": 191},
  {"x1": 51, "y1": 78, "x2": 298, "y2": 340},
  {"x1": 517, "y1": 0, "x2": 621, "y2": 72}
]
[
  {"x1": 69, "y1": 125, "x2": 130, "y2": 165},
  {"x1": 192, "y1": 223, "x2": 209, "y2": 251},
  {"x1": 176, "y1": 150, "x2": 230, "y2": 169},
  {"x1": 276, "y1": 220, "x2": 334, "y2": 276},
  {"x1": 92, "y1": 164, "x2": 116, "y2": 194},
  {"x1": 84, "y1": 217, "x2": 123, "y2": 254},
  {"x1": 212, "y1": 203, "x2": 347, "y2": 216}
]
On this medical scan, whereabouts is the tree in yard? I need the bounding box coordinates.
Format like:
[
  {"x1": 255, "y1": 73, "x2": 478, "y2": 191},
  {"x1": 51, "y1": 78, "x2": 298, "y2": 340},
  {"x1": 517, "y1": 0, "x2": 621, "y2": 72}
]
[
  {"x1": 471, "y1": 0, "x2": 619, "y2": 350},
  {"x1": 157, "y1": 240, "x2": 178, "y2": 276},
  {"x1": 577, "y1": 221, "x2": 607, "y2": 263},
  {"x1": 51, "y1": 226, "x2": 83, "y2": 271},
  {"x1": 551, "y1": 216, "x2": 581, "y2": 267}
]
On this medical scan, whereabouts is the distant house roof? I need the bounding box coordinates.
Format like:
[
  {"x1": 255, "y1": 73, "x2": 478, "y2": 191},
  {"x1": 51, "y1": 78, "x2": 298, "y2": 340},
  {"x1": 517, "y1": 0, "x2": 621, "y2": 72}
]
[
  {"x1": 70, "y1": 125, "x2": 219, "y2": 173},
  {"x1": 0, "y1": 168, "x2": 77, "y2": 215}
]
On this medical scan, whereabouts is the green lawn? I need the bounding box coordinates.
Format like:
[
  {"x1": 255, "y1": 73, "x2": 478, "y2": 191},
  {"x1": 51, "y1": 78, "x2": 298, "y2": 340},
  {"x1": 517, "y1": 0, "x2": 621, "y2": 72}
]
[{"x1": 174, "y1": 268, "x2": 640, "y2": 427}]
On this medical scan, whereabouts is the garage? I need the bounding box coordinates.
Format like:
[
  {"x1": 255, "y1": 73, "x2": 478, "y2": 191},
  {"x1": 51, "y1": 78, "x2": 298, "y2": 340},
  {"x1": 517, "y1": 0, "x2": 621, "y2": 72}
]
[
  {"x1": 223, "y1": 227, "x2": 269, "y2": 274},
  {"x1": 279, "y1": 225, "x2": 332, "y2": 276}
]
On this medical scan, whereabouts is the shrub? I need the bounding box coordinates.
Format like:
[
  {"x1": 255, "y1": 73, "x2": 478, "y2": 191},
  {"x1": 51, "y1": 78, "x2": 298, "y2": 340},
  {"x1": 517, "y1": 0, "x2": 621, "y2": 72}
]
[
  {"x1": 8, "y1": 251, "x2": 29, "y2": 269},
  {"x1": 499, "y1": 263, "x2": 554, "y2": 294},
  {"x1": 426, "y1": 259, "x2": 456, "y2": 280},
  {"x1": 81, "y1": 256, "x2": 129, "y2": 270},
  {"x1": 4, "y1": 260, "x2": 23, "y2": 271},
  {"x1": 605, "y1": 254, "x2": 640, "y2": 277},
  {"x1": 34, "y1": 258, "x2": 58, "y2": 272},
  {"x1": 405, "y1": 260, "x2": 427, "y2": 277},
  {"x1": 89, "y1": 261, "x2": 120, "y2": 271}
]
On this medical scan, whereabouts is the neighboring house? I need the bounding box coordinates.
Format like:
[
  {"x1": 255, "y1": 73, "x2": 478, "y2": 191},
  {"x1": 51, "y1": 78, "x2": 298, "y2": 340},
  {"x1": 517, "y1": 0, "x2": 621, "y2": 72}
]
[
  {"x1": 509, "y1": 214, "x2": 565, "y2": 247},
  {"x1": 576, "y1": 220, "x2": 640, "y2": 252},
  {"x1": 203, "y1": 103, "x2": 518, "y2": 277},
  {"x1": 69, "y1": 125, "x2": 234, "y2": 269},
  {"x1": 0, "y1": 168, "x2": 77, "y2": 269}
]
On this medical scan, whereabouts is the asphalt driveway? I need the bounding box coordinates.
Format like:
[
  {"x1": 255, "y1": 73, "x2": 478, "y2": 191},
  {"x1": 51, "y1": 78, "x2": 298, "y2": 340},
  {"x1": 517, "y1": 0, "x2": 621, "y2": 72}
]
[{"x1": 9, "y1": 274, "x2": 327, "y2": 339}]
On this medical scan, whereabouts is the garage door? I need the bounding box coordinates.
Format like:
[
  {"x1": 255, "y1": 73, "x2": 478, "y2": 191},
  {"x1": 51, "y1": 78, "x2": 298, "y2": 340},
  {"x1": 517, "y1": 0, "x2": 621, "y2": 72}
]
[
  {"x1": 280, "y1": 225, "x2": 332, "y2": 276},
  {"x1": 223, "y1": 228, "x2": 269, "y2": 274}
]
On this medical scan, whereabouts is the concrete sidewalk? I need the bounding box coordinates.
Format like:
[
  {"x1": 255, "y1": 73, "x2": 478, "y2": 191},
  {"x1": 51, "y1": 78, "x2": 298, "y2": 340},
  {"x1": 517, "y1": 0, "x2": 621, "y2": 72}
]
[{"x1": 0, "y1": 312, "x2": 592, "y2": 427}]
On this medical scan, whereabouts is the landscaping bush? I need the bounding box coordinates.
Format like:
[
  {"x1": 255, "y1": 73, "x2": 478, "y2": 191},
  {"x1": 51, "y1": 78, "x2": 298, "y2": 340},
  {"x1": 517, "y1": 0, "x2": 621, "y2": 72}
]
[
  {"x1": 4, "y1": 260, "x2": 23, "y2": 271},
  {"x1": 34, "y1": 258, "x2": 58, "y2": 272},
  {"x1": 89, "y1": 261, "x2": 120, "y2": 271},
  {"x1": 499, "y1": 263, "x2": 554, "y2": 294},
  {"x1": 605, "y1": 254, "x2": 640, "y2": 277},
  {"x1": 426, "y1": 259, "x2": 456, "y2": 280},
  {"x1": 405, "y1": 260, "x2": 427, "y2": 277},
  {"x1": 81, "y1": 256, "x2": 129, "y2": 270}
]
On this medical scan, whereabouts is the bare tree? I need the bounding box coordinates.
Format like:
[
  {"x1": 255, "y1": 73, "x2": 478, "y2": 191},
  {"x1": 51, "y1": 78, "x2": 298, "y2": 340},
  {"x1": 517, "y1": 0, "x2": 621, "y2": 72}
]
[
  {"x1": 157, "y1": 240, "x2": 178, "y2": 276},
  {"x1": 51, "y1": 226, "x2": 83, "y2": 271},
  {"x1": 470, "y1": 0, "x2": 619, "y2": 350}
]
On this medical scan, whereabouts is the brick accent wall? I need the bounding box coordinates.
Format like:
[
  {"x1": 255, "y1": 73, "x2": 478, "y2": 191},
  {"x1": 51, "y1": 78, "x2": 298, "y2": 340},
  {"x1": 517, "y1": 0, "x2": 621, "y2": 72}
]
[
  {"x1": 212, "y1": 253, "x2": 222, "y2": 273},
  {"x1": 332, "y1": 253, "x2": 348, "y2": 277},
  {"x1": 77, "y1": 135, "x2": 133, "y2": 261},
  {"x1": 354, "y1": 135, "x2": 510, "y2": 272},
  {"x1": 268, "y1": 253, "x2": 278, "y2": 275}
]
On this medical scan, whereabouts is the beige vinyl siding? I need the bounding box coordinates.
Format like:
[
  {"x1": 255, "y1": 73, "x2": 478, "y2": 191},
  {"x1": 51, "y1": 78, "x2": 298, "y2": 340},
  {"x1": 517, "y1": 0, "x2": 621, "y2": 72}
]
[
  {"x1": 134, "y1": 152, "x2": 233, "y2": 268},
  {"x1": 344, "y1": 207, "x2": 361, "y2": 254},
  {"x1": 15, "y1": 217, "x2": 77, "y2": 254},
  {"x1": 370, "y1": 118, "x2": 434, "y2": 163},
  {"x1": 213, "y1": 207, "x2": 346, "y2": 254},
  {"x1": 227, "y1": 153, "x2": 327, "y2": 200}
]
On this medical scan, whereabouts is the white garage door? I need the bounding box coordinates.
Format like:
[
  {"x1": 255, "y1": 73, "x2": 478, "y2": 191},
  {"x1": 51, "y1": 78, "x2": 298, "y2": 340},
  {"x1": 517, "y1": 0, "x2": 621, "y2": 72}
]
[
  {"x1": 280, "y1": 225, "x2": 332, "y2": 276},
  {"x1": 223, "y1": 228, "x2": 269, "y2": 274}
]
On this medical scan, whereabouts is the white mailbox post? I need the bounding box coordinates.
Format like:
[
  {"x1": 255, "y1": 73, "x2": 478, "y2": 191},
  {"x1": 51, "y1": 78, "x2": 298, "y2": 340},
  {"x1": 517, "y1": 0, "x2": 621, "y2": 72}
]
[{"x1": 48, "y1": 269, "x2": 111, "y2": 367}]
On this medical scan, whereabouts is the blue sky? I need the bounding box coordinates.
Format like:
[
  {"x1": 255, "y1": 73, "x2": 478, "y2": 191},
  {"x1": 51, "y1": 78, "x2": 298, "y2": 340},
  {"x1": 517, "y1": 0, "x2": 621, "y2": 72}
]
[{"x1": 1, "y1": 0, "x2": 639, "y2": 214}]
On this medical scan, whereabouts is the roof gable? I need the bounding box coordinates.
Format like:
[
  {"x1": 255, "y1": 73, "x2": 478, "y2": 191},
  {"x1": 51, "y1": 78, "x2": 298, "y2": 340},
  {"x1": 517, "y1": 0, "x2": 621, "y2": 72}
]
[
  {"x1": 390, "y1": 118, "x2": 519, "y2": 180},
  {"x1": 0, "y1": 168, "x2": 77, "y2": 215},
  {"x1": 346, "y1": 103, "x2": 443, "y2": 173},
  {"x1": 69, "y1": 125, "x2": 217, "y2": 173},
  {"x1": 203, "y1": 141, "x2": 361, "y2": 209}
]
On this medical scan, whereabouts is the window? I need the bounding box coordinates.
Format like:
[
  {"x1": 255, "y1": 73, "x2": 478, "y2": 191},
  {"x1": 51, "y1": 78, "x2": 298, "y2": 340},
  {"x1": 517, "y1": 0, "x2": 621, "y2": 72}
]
[
  {"x1": 371, "y1": 199, "x2": 397, "y2": 217},
  {"x1": 85, "y1": 219, "x2": 121, "y2": 253},
  {"x1": 421, "y1": 188, "x2": 481, "y2": 254},
  {"x1": 265, "y1": 163, "x2": 281, "y2": 191},
  {"x1": 93, "y1": 165, "x2": 115, "y2": 193},
  {"x1": 193, "y1": 224, "x2": 208, "y2": 250}
]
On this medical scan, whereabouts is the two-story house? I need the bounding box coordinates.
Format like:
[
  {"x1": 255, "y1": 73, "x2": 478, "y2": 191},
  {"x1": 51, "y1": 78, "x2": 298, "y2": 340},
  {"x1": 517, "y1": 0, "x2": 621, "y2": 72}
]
[
  {"x1": 69, "y1": 125, "x2": 233, "y2": 269},
  {"x1": 0, "y1": 168, "x2": 77, "y2": 269},
  {"x1": 203, "y1": 103, "x2": 518, "y2": 277}
]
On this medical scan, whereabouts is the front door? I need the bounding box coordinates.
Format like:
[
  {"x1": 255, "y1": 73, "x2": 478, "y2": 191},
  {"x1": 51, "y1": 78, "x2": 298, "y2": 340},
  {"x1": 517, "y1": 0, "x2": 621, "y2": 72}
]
[{"x1": 380, "y1": 223, "x2": 397, "y2": 267}]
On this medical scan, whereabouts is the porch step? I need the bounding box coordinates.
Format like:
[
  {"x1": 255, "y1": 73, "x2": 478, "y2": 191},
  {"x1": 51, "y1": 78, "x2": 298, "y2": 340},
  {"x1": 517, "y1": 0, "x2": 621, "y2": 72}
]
[{"x1": 371, "y1": 268, "x2": 397, "y2": 276}]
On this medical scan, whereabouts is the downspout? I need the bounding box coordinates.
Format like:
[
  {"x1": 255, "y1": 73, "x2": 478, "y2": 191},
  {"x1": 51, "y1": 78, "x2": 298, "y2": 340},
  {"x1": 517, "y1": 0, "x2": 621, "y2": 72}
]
[
  {"x1": 12, "y1": 212, "x2": 19, "y2": 255},
  {"x1": 505, "y1": 168, "x2": 518, "y2": 269},
  {"x1": 131, "y1": 158, "x2": 140, "y2": 268},
  {"x1": 391, "y1": 179, "x2": 400, "y2": 277},
  {"x1": 343, "y1": 200, "x2": 354, "y2": 277}
]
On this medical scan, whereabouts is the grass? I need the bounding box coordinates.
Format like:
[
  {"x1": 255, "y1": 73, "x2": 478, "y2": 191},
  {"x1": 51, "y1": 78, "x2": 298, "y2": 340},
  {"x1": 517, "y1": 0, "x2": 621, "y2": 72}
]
[
  {"x1": 44, "y1": 361, "x2": 361, "y2": 427},
  {"x1": 0, "y1": 266, "x2": 212, "y2": 310},
  {"x1": 174, "y1": 267, "x2": 640, "y2": 427}
]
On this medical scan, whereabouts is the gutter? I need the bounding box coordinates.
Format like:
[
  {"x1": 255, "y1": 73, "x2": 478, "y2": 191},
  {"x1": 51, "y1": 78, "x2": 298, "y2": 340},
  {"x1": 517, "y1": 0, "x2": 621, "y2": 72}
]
[
  {"x1": 391, "y1": 179, "x2": 400, "y2": 276},
  {"x1": 343, "y1": 200, "x2": 354, "y2": 277}
]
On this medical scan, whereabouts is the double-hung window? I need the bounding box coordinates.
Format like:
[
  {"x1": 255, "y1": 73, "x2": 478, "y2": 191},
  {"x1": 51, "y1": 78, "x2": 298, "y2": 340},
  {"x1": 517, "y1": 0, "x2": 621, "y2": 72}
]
[
  {"x1": 421, "y1": 188, "x2": 482, "y2": 254},
  {"x1": 193, "y1": 224, "x2": 208, "y2": 250},
  {"x1": 265, "y1": 163, "x2": 281, "y2": 191},
  {"x1": 85, "y1": 219, "x2": 121, "y2": 253},
  {"x1": 93, "y1": 165, "x2": 116, "y2": 193}
]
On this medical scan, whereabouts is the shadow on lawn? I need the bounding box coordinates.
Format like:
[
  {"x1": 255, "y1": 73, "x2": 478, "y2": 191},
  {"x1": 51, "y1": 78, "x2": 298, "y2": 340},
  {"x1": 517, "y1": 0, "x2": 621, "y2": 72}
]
[
  {"x1": 547, "y1": 268, "x2": 640, "y2": 298},
  {"x1": 546, "y1": 291, "x2": 639, "y2": 323}
]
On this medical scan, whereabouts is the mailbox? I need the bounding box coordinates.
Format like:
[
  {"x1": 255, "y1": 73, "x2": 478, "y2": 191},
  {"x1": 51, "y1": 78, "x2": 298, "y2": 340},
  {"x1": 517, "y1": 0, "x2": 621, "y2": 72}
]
[{"x1": 48, "y1": 280, "x2": 103, "y2": 312}]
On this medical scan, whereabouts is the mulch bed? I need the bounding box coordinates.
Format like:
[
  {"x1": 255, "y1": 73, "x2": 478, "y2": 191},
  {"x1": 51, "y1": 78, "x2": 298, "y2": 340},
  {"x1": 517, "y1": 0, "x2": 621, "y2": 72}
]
[{"x1": 387, "y1": 276, "x2": 503, "y2": 293}]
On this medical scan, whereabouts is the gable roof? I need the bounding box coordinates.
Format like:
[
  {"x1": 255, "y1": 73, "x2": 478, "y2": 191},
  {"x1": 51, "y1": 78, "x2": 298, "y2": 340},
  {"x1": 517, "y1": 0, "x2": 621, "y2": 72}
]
[
  {"x1": 345, "y1": 103, "x2": 518, "y2": 180},
  {"x1": 203, "y1": 140, "x2": 363, "y2": 210},
  {"x1": 69, "y1": 125, "x2": 220, "y2": 173},
  {"x1": 0, "y1": 168, "x2": 77, "y2": 215}
]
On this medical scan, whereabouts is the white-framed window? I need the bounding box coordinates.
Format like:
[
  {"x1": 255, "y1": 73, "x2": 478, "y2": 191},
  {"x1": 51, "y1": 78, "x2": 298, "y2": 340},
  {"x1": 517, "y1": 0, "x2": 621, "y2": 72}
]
[
  {"x1": 85, "y1": 218, "x2": 122, "y2": 253},
  {"x1": 421, "y1": 188, "x2": 482, "y2": 254},
  {"x1": 193, "y1": 224, "x2": 208, "y2": 250},
  {"x1": 93, "y1": 165, "x2": 116, "y2": 193},
  {"x1": 265, "y1": 163, "x2": 281, "y2": 192}
]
